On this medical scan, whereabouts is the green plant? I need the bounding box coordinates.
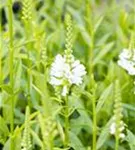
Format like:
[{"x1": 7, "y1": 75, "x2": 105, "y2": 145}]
[
  {"x1": 21, "y1": 106, "x2": 32, "y2": 150},
  {"x1": 0, "y1": 0, "x2": 135, "y2": 150}
]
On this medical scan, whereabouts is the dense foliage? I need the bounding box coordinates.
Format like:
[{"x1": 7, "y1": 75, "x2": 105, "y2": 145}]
[{"x1": 0, "y1": 0, "x2": 135, "y2": 150}]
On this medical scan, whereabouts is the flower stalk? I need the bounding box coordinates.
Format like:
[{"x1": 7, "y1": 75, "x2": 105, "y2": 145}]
[
  {"x1": 26, "y1": 21, "x2": 32, "y2": 109},
  {"x1": 92, "y1": 92, "x2": 97, "y2": 150},
  {"x1": 64, "y1": 95, "x2": 69, "y2": 147},
  {"x1": 90, "y1": 75, "x2": 97, "y2": 150},
  {"x1": 86, "y1": 0, "x2": 94, "y2": 82},
  {"x1": 49, "y1": 14, "x2": 87, "y2": 148},
  {"x1": 86, "y1": 2, "x2": 97, "y2": 149},
  {"x1": 8, "y1": 0, "x2": 14, "y2": 149},
  {"x1": 22, "y1": 0, "x2": 32, "y2": 109},
  {"x1": 110, "y1": 81, "x2": 125, "y2": 150},
  {"x1": 0, "y1": 9, "x2": 2, "y2": 85}
]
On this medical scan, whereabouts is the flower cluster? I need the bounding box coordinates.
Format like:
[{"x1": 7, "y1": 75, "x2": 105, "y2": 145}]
[
  {"x1": 110, "y1": 119, "x2": 125, "y2": 139},
  {"x1": 109, "y1": 80, "x2": 126, "y2": 140},
  {"x1": 49, "y1": 54, "x2": 86, "y2": 96},
  {"x1": 49, "y1": 14, "x2": 86, "y2": 96},
  {"x1": 118, "y1": 48, "x2": 135, "y2": 75}
]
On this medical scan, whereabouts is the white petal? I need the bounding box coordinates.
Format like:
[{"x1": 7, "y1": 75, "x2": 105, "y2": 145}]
[
  {"x1": 50, "y1": 69, "x2": 63, "y2": 77},
  {"x1": 128, "y1": 65, "x2": 135, "y2": 75},
  {"x1": 50, "y1": 77, "x2": 63, "y2": 86},
  {"x1": 119, "y1": 133, "x2": 125, "y2": 139},
  {"x1": 118, "y1": 48, "x2": 135, "y2": 75},
  {"x1": 119, "y1": 126, "x2": 125, "y2": 132},
  {"x1": 72, "y1": 64, "x2": 86, "y2": 76},
  {"x1": 50, "y1": 54, "x2": 87, "y2": 88},
  {"x1": 64, "y1": 63, "x2": 71, "y2": 74},
  {"x1": 110, "y1": 123, "x2": 116, "y2": 134},
  {"x1": 72, "y1": 77, "x2": 83, "y2": 85},
  {"x1": 118, "y1": 59, "x2": 135, "y2": 75},
  {"x1": 55, "y1": 54, "x2": 65, "y2": 63},
  {"x1": 119, "y1": 49, "x2": 131, "y2": 59},
  {"x1": 73, "y1": 70, "x2": 86, "y2": 77},
  {"x1": 50, "y1": 54, "x2": 66, "y2": 78},
  {"x1": 72, "y1": 60, "x2": 80, "y2": 68}
]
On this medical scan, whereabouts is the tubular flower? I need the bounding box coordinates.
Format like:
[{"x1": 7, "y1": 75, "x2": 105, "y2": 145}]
[
  {"x1": 49, "y1": 54, "x2": 86, "y2": 96},
  {"x1": 110, "y1": 121, "x2": 125, "y2": 139},
  {"x1": 109, "y1": 80, "x2": 126, "y2": 140},
  {"x1": 118, "y1": 49, "x2": 135, "y2": 75}
]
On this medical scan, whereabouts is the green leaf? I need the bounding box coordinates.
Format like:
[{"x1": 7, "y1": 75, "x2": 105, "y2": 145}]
[
  {"x1": 1, "y1": 85, "x2": 12, "y2": 95},
  {"x1": 69, "y1": 131, "x2": 85, "y2": 150},
  {"x1": 96, "y1": 83, "x2": 113, "y2": 113},
  {"x1": 69, "y1": 94, "x2": 92, "y2": 134},
  {"x1": 31, "y1": 129, "x2": 43, "y2": 147},
  {"x1": 94, "y1": 16, "x2": 104, "y2": 33},
  {"x1": 97, "y1": 118, "x2": 113, "y2": 149},
  {"x1": 0, "y1": 116, "x2": 9, "y2": 144},
  {"x1": 126, "y1": 129, "x2": 135, "y2": 150},
  {"x1": 14, "y1": 60, "x2": 22, "y2": 90},
  {"x1": 77, "y1": 25, "x2": 91, "y2": 46},
  {"x1": 93, "y1": 42, "x2": 114, "y2": 65}
]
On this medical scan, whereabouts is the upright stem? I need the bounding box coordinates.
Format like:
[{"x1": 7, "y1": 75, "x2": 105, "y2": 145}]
[
  {"x1": 64, "y1": 95, "x2": 69, "y2": 147},
  {"x1": 8, "y1": 0, "x2": 14, "y2": 149},
  {"x1": 134, "y1": 0, "x2": 135, "y2": 32},
  {"x1": 36, "y1": 36, "x2": 41, "y2": 71},
  {"x1": 86, "y1": 1, "x2": 97, "y2": 149},
  {"x1": 0, "y1": 9, "x2": 2, "y2": 85},
  {"x1": 92, "y1": 92, "x2": 97, "y2": 150},
  {"x1": 8, "y1": 0, "x2": 13, "y2": 87},
  {"x1": 49, "y1": 137, "x2": 53, "y2": 150},
  {"x1": 115, "y1": 135, "x2": 119, "y2": 150},
  {"x1": 24, "y1": 21, "x2": 31, "y2": 109},
  {"x1": 86, "y1": 0, "x2": 94, "y2": 80}
]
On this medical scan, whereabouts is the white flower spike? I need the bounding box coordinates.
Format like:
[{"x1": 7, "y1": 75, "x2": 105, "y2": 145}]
[
  {"x1": 50, "y1": 14, "x2": 86, "y2": 97},
  {"x1": 110, "y1": 120, "x2": 125, "y2": 139},
  {"x1": 49, "y1": 54, "x2": 86, "y2": 96},
  {"x1": 118, "y1": 48, "x2": 135, "y2": 75}
]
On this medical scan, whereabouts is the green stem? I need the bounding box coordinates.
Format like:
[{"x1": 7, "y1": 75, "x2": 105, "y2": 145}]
[
  {"x1": 0, "y1": 9, "x2": 2, "y2": 85},
  {"x1": 115, "y1": 135, "x2": 119, "y2": 150},
  {"x1": 64, "y1": 95, "x2": 69, "y2": 147},
  {"x1": 49, "y1": 137, "x2": 53, "y2": 150},
  {"x1": 36, "y1": 36, "x2": 41, "y2": 71},
  {"x1": 92, "y1": 93, "x2": 97, "y2": 150},
  {"x1": 8, "y1": 0, "x2": 14, "y2": 149},
  {"x1": 90, "y1": 34, "x2": 94, "y2": 73},
  {"x1": 24, "y1": 20, "x2": 31, "y2": 109},
  {"x1": 134, "y1": 0, "x2": 135, "y2": 32},
  {"x1": 86, "y1": 1, "x2": 97, "y2": 149},
  {"x1": 86, "y1": 0, "x2": 95, "y2": 87}
]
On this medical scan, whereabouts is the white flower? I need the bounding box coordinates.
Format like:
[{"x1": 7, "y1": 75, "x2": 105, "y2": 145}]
[
  {"x1": 70, "y1": 60, "x2": 86, "y2": 85},
  {"x1": 110, "y1": 121, "x2": 125, "y2": 139},
  {"x1": 49, "y1": 54, "x2": 86, "y2": 96},
  {"x1": 49, "y1": 76, "x2": 63, "y2": 86},
  {"x1": 118, "y1": 48, "x2": 135, "y2": 75},
  {"x1": 50, "y1": 54, "x2": 65, "y2": 79},
  {"x1": 119, "y1": 133, "x2": 125, "y2": 139},
  {"x1": 110, "y1": 122, "x2": 116, "y2": 134}
]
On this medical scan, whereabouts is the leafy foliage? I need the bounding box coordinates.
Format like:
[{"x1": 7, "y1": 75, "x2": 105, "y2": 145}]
[{"x1": 0, "y1": 0, "x2": 135, "y2": 150}]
